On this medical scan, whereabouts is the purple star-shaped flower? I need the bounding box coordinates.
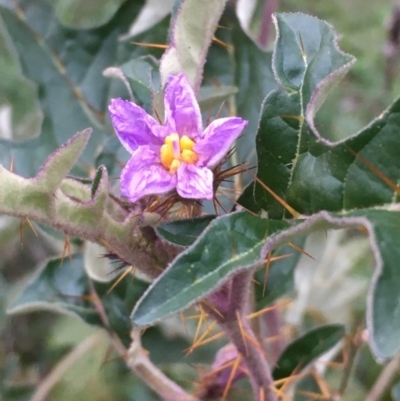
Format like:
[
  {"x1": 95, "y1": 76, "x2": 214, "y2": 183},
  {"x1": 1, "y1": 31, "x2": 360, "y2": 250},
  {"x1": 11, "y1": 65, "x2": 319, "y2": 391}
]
[{"x1": 109, "y1": 73, "x2": 247, "y2": 202}]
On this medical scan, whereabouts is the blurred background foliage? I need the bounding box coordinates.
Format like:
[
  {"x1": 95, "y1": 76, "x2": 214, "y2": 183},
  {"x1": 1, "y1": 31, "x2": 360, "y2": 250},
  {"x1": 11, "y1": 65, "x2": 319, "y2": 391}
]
[{"x1": 1, "y1": 0, "x2": 400, "y2": 400}]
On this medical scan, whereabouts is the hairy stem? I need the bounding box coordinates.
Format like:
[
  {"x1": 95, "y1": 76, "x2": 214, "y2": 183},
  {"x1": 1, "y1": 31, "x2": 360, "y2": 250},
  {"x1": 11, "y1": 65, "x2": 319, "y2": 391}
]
[
  {"x1": 260, "y1": 304, "x2": 286, "y2": 362},
  {"x1": 206, "y1": 270, "x2": 278, "y2": 401}
]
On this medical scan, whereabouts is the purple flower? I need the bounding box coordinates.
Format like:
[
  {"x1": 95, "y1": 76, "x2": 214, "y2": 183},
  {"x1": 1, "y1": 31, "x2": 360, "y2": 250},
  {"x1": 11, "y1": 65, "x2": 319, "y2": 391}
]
[{"x1": 109, "y1": 73, "x2": 247, "y2": 202}]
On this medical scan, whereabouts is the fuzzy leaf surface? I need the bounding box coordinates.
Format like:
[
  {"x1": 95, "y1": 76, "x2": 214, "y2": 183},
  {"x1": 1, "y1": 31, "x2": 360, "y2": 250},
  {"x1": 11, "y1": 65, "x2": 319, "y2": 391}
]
[
  {"x1": 273, "y1": 324, "x2": 345, "y2": 380},
  {"x1": 160, "y1": 0, "x2": 228, "y2": 90},
  {"x1": 132, "y1": 208, "x2": 400, "y2": 361},
  {"x1": 243, "y1": 13, "x2": 362, "y2": 217}
]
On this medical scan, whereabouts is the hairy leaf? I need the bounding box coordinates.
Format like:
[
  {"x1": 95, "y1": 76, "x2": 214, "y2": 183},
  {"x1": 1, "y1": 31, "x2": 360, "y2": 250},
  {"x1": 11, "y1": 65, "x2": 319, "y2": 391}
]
[
  {"x1": 132, "y1": 207, "x2": 400, "y2": 361},
  {"x1": 160, "y1": 0, "x2": 228, "y2": 91}
]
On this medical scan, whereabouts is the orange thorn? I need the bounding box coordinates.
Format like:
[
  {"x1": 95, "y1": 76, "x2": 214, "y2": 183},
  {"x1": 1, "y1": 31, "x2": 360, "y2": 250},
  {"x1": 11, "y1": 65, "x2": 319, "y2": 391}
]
[
  {"x1": 187, "y1": 321, "x2": 218, "y2": 355},
  {"x1": 312, "y1": 370, "x2": 331, "y2": 398},
  {"x1": 188, "y1": 331, "x2": 225, "y2": 350},
  {"x1": 288, "y1": 241, "x2": 315, "y2": 260},
  {"x1": 180, "y1": 312, "x2": 189, "y2": 336},
  {"x1": 25, "y1": 217, "x2": 38, "y2": 237},
  {"x1": 60, "y1": 235, "x2": 73, "y2": 265},
  {"x1": 263, "y1": 251, "x2": 272, "y2": 297},
  {"x1": 247, "y1": 299, "x2": 292, "y2": 320},
  {"x1": 193, "y1": 305, "x2": 208, "y2": 345},
  {"x1": 348, "y1": 147, "x2": 400, "y2": 195},
  {"x1": 212, "y1": 35, "x2": 231, "y2": 50},
  {"x1": 19, "y1": 218, "x2": 24, "y2": 248},
  {"x1": 153, "y1": 107, "x2": 163, "y2": 124},
  {"x1": 107, "y1": 266, "x2": 135, "y2": 295},
  {"x1": 222, "y1": 354, "x2": 241, "y2": 401},
  {"x1": 243, "y1": 331, "x2": 276, "y2": 365},
  {"x1": 236, "y1": 311, "x2": 249, "y2": 356},
  {"x1": 246, "y1": 169, "x2": 300, "y2": 218},
  {"x1": 271, "y1": 386, "x2": 293, "y2": 401},
  {"x1": 9, "y1": 155, "x2": 14, "y2": 173},
  {"x1": 214, "y1": 100, "x2": 226, "y2": 121},
  {"x1": 131, "y1": 42, "x2": 168, "y2": 49},
  {"x1": 201, "y1": 300, "x2": 224, "y2": 319}
]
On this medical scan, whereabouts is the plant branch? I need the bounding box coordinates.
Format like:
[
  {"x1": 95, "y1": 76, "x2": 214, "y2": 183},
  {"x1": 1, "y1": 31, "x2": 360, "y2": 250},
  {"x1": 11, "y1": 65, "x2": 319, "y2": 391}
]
[
  {"x1": 125, "y1": 330, "x2": 199, "y2": 401},
  {"x1": 205, "y1": 270, "x2": 278, "y2": 401},
  {"x1": 365, "y1": 352, "x2": 400, "y2": 401},
  {"x1": 259, "y1": 304, "x2": 286, "y2": 362}
]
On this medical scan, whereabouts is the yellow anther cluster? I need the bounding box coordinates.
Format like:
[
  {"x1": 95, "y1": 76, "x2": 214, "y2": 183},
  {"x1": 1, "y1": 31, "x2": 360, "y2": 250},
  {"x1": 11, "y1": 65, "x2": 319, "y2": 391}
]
[{"x1": 160, "y1": 134, "x2": 199, "y2": 173}]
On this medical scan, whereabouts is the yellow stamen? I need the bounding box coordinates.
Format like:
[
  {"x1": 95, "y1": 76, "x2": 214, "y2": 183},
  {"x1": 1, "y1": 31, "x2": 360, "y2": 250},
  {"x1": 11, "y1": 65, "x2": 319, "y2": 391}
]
[
  {"x1": 160, "y1": 143, "x2": 174, "y2": 169},
  {"x1": 160, "y1": 133, "x2": 199, "y2": 174},
  {"x1": 169, "y1": 159, "x2": 181, "y2": 173},
  {"x1": 180, "y1": 135, "x2": 195, "y2": 151},
  {"x1": 181, "y1": 149, "x2": 199, "y2": 164}
]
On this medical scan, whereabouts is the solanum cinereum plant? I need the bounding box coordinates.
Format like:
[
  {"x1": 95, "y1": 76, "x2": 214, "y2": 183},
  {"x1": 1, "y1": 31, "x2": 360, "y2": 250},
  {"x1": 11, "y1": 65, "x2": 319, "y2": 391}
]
[{"x1": 1, "y1": 0, "x2": 400, "y2": 400}]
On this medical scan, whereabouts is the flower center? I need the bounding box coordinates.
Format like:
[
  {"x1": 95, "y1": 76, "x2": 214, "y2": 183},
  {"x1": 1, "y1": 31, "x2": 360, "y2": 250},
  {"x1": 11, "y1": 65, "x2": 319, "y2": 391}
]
[{"x1": 160, "y1": 133, "x2": 199, "y2": 173}]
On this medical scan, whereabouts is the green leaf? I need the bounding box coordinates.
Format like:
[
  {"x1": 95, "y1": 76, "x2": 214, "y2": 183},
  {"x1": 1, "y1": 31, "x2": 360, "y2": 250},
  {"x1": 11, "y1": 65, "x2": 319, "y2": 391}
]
[
  {"x1": 156, "y1": 215, "x2": 216, "y2": 246},
  {"x1": 54, "y1": 0, "x2": 125, "y2": 29},
  {"x1": 119, "y1": 56, "x2": 160, "y2": 113},
  {"x1": 273, "y1": 324, "x2": 345, "y2": 380},
  {"x1": 254, "y1": 236, "x2": 306, "y2": 308},
  {"x1": 7, "y1": 254, "x2": 149, "y2": 345},
  {"x1": 0, "y1": 0, "x2": 146, "y2": 176},
  {"x1": 232, "y1": 21, "x2": 278, "y2": 168},
  {"x1": 132, "y1": 211, "x2": 297, "y2": 326},
  {"x1": 354, "y1": 209, "x2": 400, "y2": 360},
  {"x1": 245, "y1": 13, "x2": 362, "y2": 217},
  {"x1": 133, "y1": 207, "x2": 400, "y2": 362},
  {"x1": 160, "y1": 0, "x2": 228, "y2": 91}
]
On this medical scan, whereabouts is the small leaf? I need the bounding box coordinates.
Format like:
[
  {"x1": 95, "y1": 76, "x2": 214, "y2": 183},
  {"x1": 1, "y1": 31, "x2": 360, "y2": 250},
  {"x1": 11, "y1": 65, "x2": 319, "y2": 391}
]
[
  {"x1": 120, "y1": 56, "x2": 161, "y2": 113},
  {"x1": 273, "y1": 324, "x2": 345, "y2": 380},
  {"x1": 156, "y1": 215, "x2": 216, "y2": 246}
]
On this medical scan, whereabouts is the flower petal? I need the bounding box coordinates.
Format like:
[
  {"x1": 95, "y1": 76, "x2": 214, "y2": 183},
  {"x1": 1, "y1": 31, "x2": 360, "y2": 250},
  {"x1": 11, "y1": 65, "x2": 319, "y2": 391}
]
[
  {"x1": 195, "y1": 117, "x2": 248, "y2": 168},
  {"x1": 164, "y1": 73, "x2": 202, "y2": 139},
  {"x1": 120, "y1": 146, "x2": 176, "y2": 202},
  {"x1": 109, "y1": 98, "x2": 166, "y2": 154},
  {"x1": 176, "y1": 164, "x2": 213, "y2": 200}
]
